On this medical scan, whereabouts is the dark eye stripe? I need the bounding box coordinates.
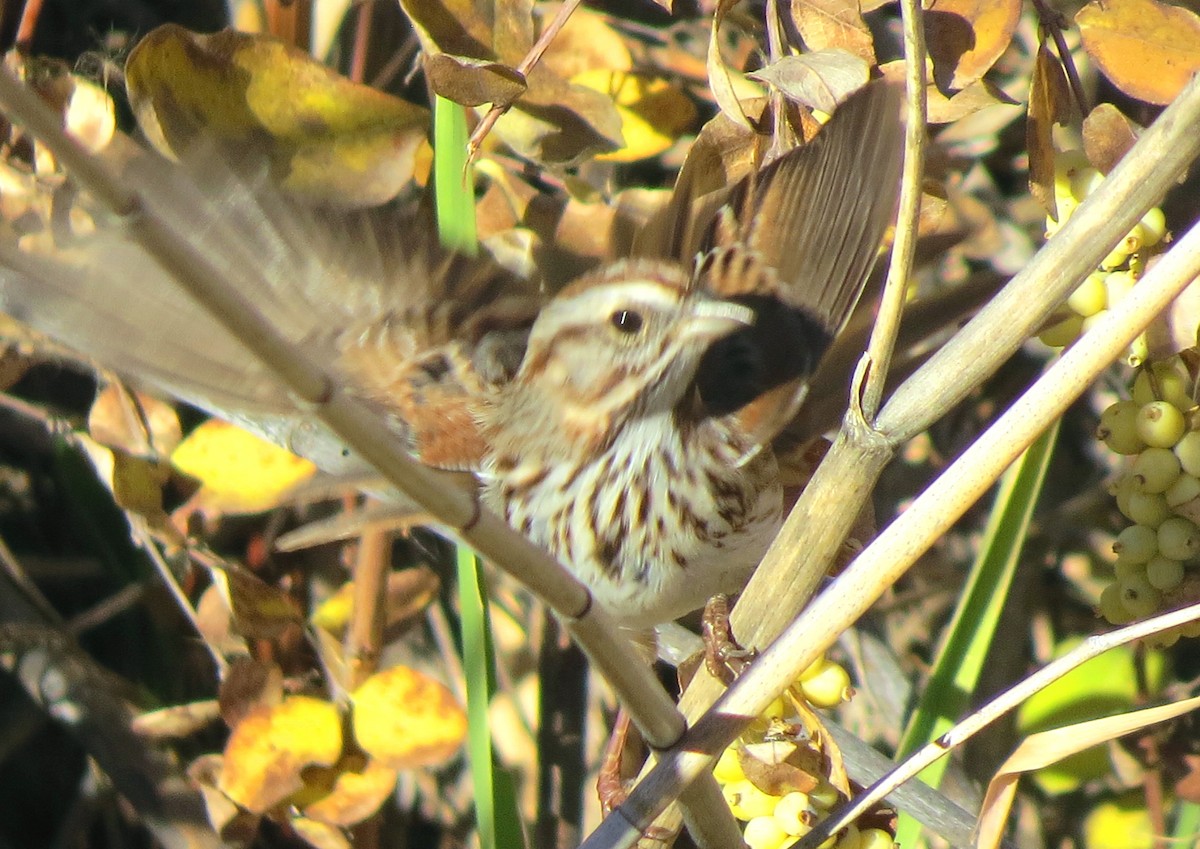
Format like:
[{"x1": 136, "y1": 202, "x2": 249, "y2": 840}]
[{"x1": 611, "y1": 310, "x2": 643, "y2": 333}]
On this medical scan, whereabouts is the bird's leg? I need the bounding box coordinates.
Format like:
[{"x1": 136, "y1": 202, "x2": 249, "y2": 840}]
[{"x1": 702, "y1": 593, "x2": 756, "y2": 683}]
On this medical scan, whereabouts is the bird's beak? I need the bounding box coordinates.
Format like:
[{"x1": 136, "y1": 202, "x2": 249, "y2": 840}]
[{"x1": 682, "y1": 297, "x2": 754, "y2": 344}]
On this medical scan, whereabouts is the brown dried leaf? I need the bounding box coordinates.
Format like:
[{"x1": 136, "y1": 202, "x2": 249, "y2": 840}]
[
  {"x1": 188, "y1": 754, "x2": 262, "y2": 842},
  {"x1": 1077, "y1": 0, "x2": 1200, "y2": 106},
  {"x1": 632, "y1": 107, "x2": 760, "y2": 262},
  {"x1": 491, "y1": 67, "x2": 624, "y2": 163},
  {"x1": 125, "y1": 25, "x2": 429, "y2": 206},
  {"x1": 290, "y1": 817, "x2": 352, "y2": 849},
  {"x1": 219, "y1": 697, "x2": 343, "y2": 813},
  {"x1": 791, "y1": 0, "x2": 875, "y2": 64},
  {"x1": 399, "y1": 0, "x2": 621, "y2": 163},
  {"x1": 399, "y1": 0, "x2": 529, "y2": 62},
  {"x1": 1082, "y1": 103, "x2": 1141, "y2": 174},
  {"x1": 708, "y1": 0, "x2": 752, "y2": 128},
  {"x1": 748, "y1": 50, "x2": 869, "y2": 114},
  {"x1": 218, "y1": 657, "x2": 284, "y2": 728},
  {"x1": 738, "y1": 738, "x2": 823, "y2": 796},
  {"x1": 214, "y1": 563, "x2": 304, "y2": 641},
  {"x1": 195, "y1": 583, "x2": 249, "y2": 657},
  {"x1": 424, "y1": 54, "x2": 526, "y2": 107},
  {"x1": 1027, "y1": 44, "x2": 1073, "y2": 219},
  {"x1": 1177, "y1": 754, "x2": 1200, "y2": 804},
  {"x1": 88, "y1": 385, "x2": 181, "y2": 457},
  {"x1": 880, "y1": 59, "x2": 1018, "y2": 126},
  {"x1": 133, "y1": 700, "x2": 222, "y2": 739},
  {"x1": 925, "y1": 0, "x2": 1022, "y2": 91}
]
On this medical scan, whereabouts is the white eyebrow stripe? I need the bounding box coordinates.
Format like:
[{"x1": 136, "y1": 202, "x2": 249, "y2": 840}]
[{"x1": 570, "y1": 280, "x2": 686, "y2": 313}]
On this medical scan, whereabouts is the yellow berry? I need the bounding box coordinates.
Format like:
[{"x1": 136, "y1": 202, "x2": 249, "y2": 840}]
[
  {"x1": 1039, "y1": 312, "x2": 1084, "y2": 348},
  {"x1": 1119, "y1": 574, "x2": 1163, "y2": 618},
  {"x1": 723, "y1": 779, "x2": 778, "y2": 821},
  {"x1": 1146, "y1": 555, "x2": 1185, "y2": 591},
  {"x1": 857, "y1": 829, "x2": 897, "y2": 849},
  {"x1": 1136, "y1": 401, "x2": 1186, "y2": 448},
  {"x1": 763, "y1": 696, "x2": 787, "y2": 720},
  {"x1": 1125, "y1": 490, "x2": 1170, "y2": 527},
  {"x1": 1098, "y1": 400, "x2": 1146, "y2": 455},
  {"x1": 1131, "y1": 447, "x2": 1182, "y2": 494},
  {"x1": 1100, "y1": 240, "x2": 1131, "y2": 271},
  {"x1": 799, "y1": 654, "x2": 829, "y2": 682},
  {"x1": 1069, "y1": 166, "x2": 1103, "y2": 201},
  {"x1": 1067, "y1": 272, "x2": 1109, "y2": 317},
  {"x1": 1053, "y1": 149, "x2": 1091, "y2": 201},
  {"x1": 1146, "y1": 626, "x2": 1182, "y2": 649},
  {"x1": 1157, "y1": 516, "x2": 1200, "y2": 561},
  {"x1": 1113, "y1": 557, "x2": 1146, "y2": 582},
  {"x1": 799, "y1": 661, "x2": 853, "y2": 708},
  {"x1": 773, "y1": 792, "x2": 812, "y2": 836},
  {"x1": 1140, "y1": 207, "x2": 1167, "y2": 247},
  {"x1": 1132, "y1": 360, "x2": 1195, "y2": 410},
  {"x1": 1128, "y1": 333, "x2": 1150, "y2": 368},
  {"x1": 808, "y1": 780, "x2": 842, "y2": 811},
  {"x1": 1105, "y1": 269, "x2": 1137, "y2": 305},
  {"x1": 714, "y1": 746, "x2": 746, "y2": 784},
  {"x1": 1100, "y1": 582, "x2": 1135, "y2": 625},
  {"x1": 1165, "y1": 473, "x2": 1200, "y2": 508},
  {"x1": 1175, "y1": 432, "x2": 1200, "y2": 477},
  {"x1": 1113, "y1": 523, "x2": 1159, "y2": 564},
  {"x1": 834, "y1": 824, "x2": 863, "y2": 849},
  {"x1": 744, "y1": 816, "x2": 790, "y2": 849}
]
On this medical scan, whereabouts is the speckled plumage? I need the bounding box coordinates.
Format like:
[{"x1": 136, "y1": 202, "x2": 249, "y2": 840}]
[{"x1": 480, "y1": 262, "x2": 783, "y2": 626}]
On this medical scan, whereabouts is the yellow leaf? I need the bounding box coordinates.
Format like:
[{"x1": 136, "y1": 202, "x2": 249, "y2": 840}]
[
  {"x1": 1082, "y1": 796, "x2": 1155, "y2": 849},
  {"x1": 926, "y1": 0, "x2": 1022, "y2": 90},
  {"x1": 572, "y1": 71, "x2": 697, "y2": 163},
  {"x1": 219, "y1": 697, "x2": 343, "y2": 813},
  {"x1": 301, "y1": 757, "x2": 399, "y2": 826},
  {"x1": 171, "y1": 420, "x2": 315, "y2": 515},
  {"x1": 1077, "y1": 0, "x2": 1200, "y2": 106},
  {"x1": 126, "y1": 24, "x2": 429, "y2": 206},
  {"x1": 351, "y1": 667, "x2": 467, "y2": 769}
]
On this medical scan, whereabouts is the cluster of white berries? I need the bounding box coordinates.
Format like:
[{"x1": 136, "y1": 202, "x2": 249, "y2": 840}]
[
  {"x1": 1038, "y1": 149, "x2": 1167, "y2": 366},
  {"x1": 714, "y1": 654, "x2": 895, "y2": 849},
  {"x1": 1098, "y1": 357, "x2": 1200, "y2": 644}
]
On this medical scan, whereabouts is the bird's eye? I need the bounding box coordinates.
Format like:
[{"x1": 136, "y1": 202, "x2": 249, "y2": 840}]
[{"x1": 610, "y1": 310, "x2": 643, "y2": 334}]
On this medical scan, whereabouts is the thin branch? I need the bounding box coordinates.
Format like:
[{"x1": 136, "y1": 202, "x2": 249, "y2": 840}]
[{"x1": 859, "y1": 0, "x2": 926, "y2": 421}]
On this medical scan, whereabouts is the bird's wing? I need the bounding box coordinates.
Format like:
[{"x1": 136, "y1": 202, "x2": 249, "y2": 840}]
[{"x1": 688, "y1": 81, "x2": 905, "y2": 450}]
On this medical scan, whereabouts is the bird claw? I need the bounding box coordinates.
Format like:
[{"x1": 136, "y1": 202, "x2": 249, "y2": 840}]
[{"x1": 702, "y1": 594, "x2": 756, "y2": 683}]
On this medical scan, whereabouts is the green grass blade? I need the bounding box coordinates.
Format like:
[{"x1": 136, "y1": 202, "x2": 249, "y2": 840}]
[
  {"x1": 433, "y1": 95, "x2": 477, "y2": 254},
  {"x1": 894, "y1": 419, "x2": 1061, "y2": 847},
  {"x1": 456, "y1": 545, "x2": 525, "y2": 849}
]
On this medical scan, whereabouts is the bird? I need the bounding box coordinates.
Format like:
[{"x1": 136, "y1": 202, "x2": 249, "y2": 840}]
[{"x1": 0, "y1": 80, "x2": 903, "y2": 627}]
